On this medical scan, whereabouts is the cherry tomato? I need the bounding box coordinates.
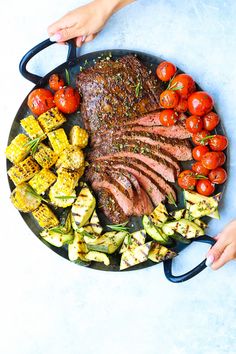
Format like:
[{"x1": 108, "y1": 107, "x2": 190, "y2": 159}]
[
  {"x1": 209, "y1": 135, "x2": 228, "y2": 151},
  {"x1": 188, "y1": 91, "x2": 214, "y2": 116},
  {"x1": 203, "y1": 111, "x2": 220, "y2": 131},
  {"x1": 160, "y1": 90, "x2": 179, "y2": 109},
  {"x1": 156, "y1": 61, "x2": 177, "y2": 82},
  {"x1": 186, "y1": 115, "x2": 203, "y2": 134},
  {"x1": 192, "y1": 130, "x2": 209, "y2": 145},
  {"x1": 192, "y1": 161, "x2": 210, "y2": 176},
  {"x1": 178, "y1": 170, "x2": 196, "y2": 190},
  {"x1": 27, "y1": 88, "x2": 55, "y2": 116},
  {"x1": 201, "y1": 151, "x2": 222, "y2": 170},
  {"x1": 196, "y1": 179, "x2": 215, "y2": 196},
  {"x1": 217, "y1": 152, "x2": 226, "y2": 166},
  {"x1": 174, "y1": 97, "x2": 188, "y2": 112},
  {"x1": 192, "y1": 145, "x2": 209, "y2": 161},
  {"x1": 209, "y1": 167, "x2": 227, "y2": 184},
  {"x1": 159, "y1": 109, "x2": 178, "y2": 127},
  {"x1": 169, "y1": 74, "x2": 196, "y2": 98},
  {"x1": 54, "y1": 86, "x2": 81, "y2": 114},
  {"x1": 49, "y1": 73, "x2": 65, "y2": 91}
]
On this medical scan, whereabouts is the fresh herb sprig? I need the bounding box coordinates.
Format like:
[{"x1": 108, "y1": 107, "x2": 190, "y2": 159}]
[
  {"x1": 107, "y1": 221, "x2": 129, "y2": 232},
  {"x1": 54, "y1": 195, "x2": 76, "y2": 200},
  {"x1": 24, "y1": 134, "x2": 45, "y2": 155},
  {"x1": 65, "y1": 68, "x2": 70, "y2": 85},
  {"x1": 49, "y1": 226, "x2": 69, "y2": 234},
  {"x1": 135, "y1": 81, "x2": 142, "y2": 97},
  {"x1": 167, "y1": 193, "x2": 177, "y2": 207},
  {"x1": 26, "y1": 185, "x2": 49, "y2": 203}
]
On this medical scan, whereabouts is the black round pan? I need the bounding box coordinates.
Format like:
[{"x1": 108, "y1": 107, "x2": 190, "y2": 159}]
[{"x1": 7, "y1": 39, "x2": 226, "y2": 282}]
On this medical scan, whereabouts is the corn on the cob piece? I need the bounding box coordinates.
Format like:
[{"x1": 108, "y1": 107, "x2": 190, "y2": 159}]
[
  {"x1": 69, "y1": 126, "x2": 89, "y2": 149},
  {"x1": 8, "y1": 156, "x2": 40, "y2": 185},
  {"x1": 47, "y1": 128, "x2": 69, "y2": 155},
  {"x1": 49, "y1": 187, "x2": 77, "y2": 208},
  {"x1": 33, "y1": 143, "x2": 58, "y2": 168},
  {"x1": 20, "y1": 115, "x2": 45, "y2": 140},
  {"x1": 5, "y1": 134, "x2": 30, "y2": 164},
  {"x1": 55, "y1": 145, "x2": 85, "y2": 170},
  {"x1": 28, "y1": 169, "x2": 57, "y2": 195},
  {"x1": 10, "y1": 183, "x2": 41, "y2": 212},
  {"x1": 32, "y1": 203, "x2": 59, "y2": 228},
  {"x1": 38, "y1": 107, "x2": 66, "y2": 133}
]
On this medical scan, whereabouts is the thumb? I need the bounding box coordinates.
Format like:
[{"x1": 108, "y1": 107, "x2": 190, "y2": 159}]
[
  {"x1": 50, "y1": 26, "x2": 79, "y2": 42},
  {"x1": 205, "y1": 237, "x2": 226, "y2": 267}
]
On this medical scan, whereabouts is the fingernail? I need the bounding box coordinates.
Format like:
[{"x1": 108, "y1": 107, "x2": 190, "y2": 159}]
[
  {"x1": 82, "y1": 35, "x2": 86, "y2": 42},
  {"x1": 50, "y1": 33, "x2": 62, "y2": 42},
  {"x1": 205, "y1": 255, "x2": 214, "y2": 267}
]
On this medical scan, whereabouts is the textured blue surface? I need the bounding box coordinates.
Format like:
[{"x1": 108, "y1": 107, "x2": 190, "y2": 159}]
[{"x1": 1, "y1": 1, "x2": 236, "y2": 353}]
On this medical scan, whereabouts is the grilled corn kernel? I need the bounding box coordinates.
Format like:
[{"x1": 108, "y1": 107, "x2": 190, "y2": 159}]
[
  {"x1": 10, "y1": 183, "x2": 41, "y2": 213},
  {"x1": 47, "y1": 128, "x2": 69, "y2": 155},
  {"x1": 20, "y1": 115, "x2": 45, "y2": 140},
  {"x1": 69, "y1": 126, "x2": 89, "y2": 149},
  {"x1": 28, "y1": 169, "x2": 57, "y2": 195},
  {"x1": 5, "y1": 134, "x2": 30, "y2": 164},
  {"x1": 38, "y1": 107, "x2": 67, "y2": 133},
  {"x1": 33, "y1": 143, "x2": 58, "y2": 168},
  {"x1": 8, "y1": 156, "x2": 40, "y2": 185},
  {"x1": 32, "y1": 203, "x2": 59, "y2": 228},
  {"x1": 55, "y1": 145, "x2": 85, "y2": 170}
]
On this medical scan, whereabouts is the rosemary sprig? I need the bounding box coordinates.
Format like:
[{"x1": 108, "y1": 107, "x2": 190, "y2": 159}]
[
  {"x1": 24, "y1": 134, "x2": 45, "y2": 155},
  {"x1": 65, "y1": 68, "x2": 70, "y2": 85},
  {"x1": 126, "y1": 233, "x2": 132, "y2": 246},
  {"x1": 135, "y1": 81, "x2": 142, "y2": 97},
  {"x1": 54, "y1": 195, "x2": 76, "y2": 199},
  {"x1": 49, "y1": 226, "x2": 69, "y2": 234},
  {"x1": 77, "y1": 228, "x2": 97, "y2": 238},
  {"x1": 167, "y1": 193, "x2": 177, "y2": 207},
  {"x1": 26, "y1": 185, "x2": 49, "y2": 203},
  {"x1": 107, "y1": 221, "x2": 129, "y2": 232},
  {"x1": 195, "y1": 174, "x2": 208, "y2": 180}
]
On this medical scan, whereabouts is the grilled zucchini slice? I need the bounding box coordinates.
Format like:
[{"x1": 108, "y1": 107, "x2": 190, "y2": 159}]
[
  {"x1": 33, "y1": 143, "x2": 58, "y2": 168},
  {"x1": 83, "y1": 209, "x2": 103, "y2": 235},
  {"x1": 55, "y1": 145, "x2": 84, "y2": 170},
  {"x1": 10, "y1": 183, "x2": 41, "y2": 212},
  {"x1": 143, "y1": 215, "x2": 170, "y2": 245},
  {"x1": 85, "y1": 251, "x2": 110, "y2": 266},
  {"x1": 184, "y1": 190, "x2": 219, "y2": 218},
  {"x1": 20, "y1": 115, "x2": 45, "y2": 140},
  {"x1": 194, "y1": 218, "x2": 208, "y2": 229},
  {"x1": 68, "y1": 231, "x2": 89, "y2": 262},
  {"x1": 47, "y1": 128, "x2": 70, "y2": 155},
  {"x1": 120, "y1": 242, "x2": 152, "y2": 270},
  {"x1": 8, "y1": 156, "x2": 40, "y2": 185},
  {"x1": 148, "y1": 242, "x2": 176, "y2": 263},
  {"x1": 5, "y1": 133, "x2": 30, "y2": 164},
  {"x1": 120, "y1": 229, "x2": 146, "y2": 253},
  {"x1": 170, "y1": 208, "x2": 191, "y2": 220},
  {"x1": 84, "y1": 231, "x2": 127, "y2": 254},
  {"x1": 38, "y1": 107, "x2": 66, "y2": 133},
  {"x1": 40, "y1": 229, "x2": 74, "y2": 247},
  {"x1": 72, "y1": 184, "x2": 96, "y2": 227},
  {"x1": 162, "y1": 219, "x2": 204, "y2": 239},
  {"x1": 28, "y1": 168, "x2": 57, "y2": 195},
  {"x1": 32, "y1": 203, "x2": 59, "y2": 229},
  {"x1": 150, "y1": 203, "x2": 169, "y2": 225}
]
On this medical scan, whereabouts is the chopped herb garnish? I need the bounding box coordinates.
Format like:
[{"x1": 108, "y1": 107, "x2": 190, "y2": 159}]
[
  {"x1": 126, "y1": 233, "x2": 132, "y2": 245},
  {"x1": 135, "y1": 81, "x2": 142, "y2": 97},
  {"x1": 65, "y1": 68, "x2": 70, "y2": 85},
  {"x1": 24, "y1": 134, "x2": 45, "y2": 155},
  {"x1": 49, "y1": 226, "x2": 69, "y2": 234},
  {"x1": 54, "y1": 195, "x2": 76, "y2": 199},
  {"x1": 195, "y1": 174, "x2": 208, "y2": 180},
  {"x1": 26, "y1": 185, "x2": 48, "y2": 203},
  {"x1": 77, "y1": 228, "x2": 96, "y2": 238},
  {"x1": 167, "y1": 193, "x2": 177, "y2": 207},
  {"x1": 107, "y1": 221, "x2": 129, "y2": 232}
]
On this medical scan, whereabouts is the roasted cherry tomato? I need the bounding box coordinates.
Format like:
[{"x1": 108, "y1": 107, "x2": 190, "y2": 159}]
[
  {"x1": 174, "y1": 97, "x2": 188, "y2": 112},
  {"x1": 192, "y1": 145, "x2": 209, "y2": 161},
  {"x1": 192, "y1": 161, "x2": 210, "y2": 176},
  {"x1": 169, "y1": 74, "x2": 196, "y2": 98},
  {"x1": 209, "y1": 167, "x2": 227, "y2": 184},
  {"x1": 160, "y1": 90, "x2": 179, "y2": 109},
  {"x1": 159, "y1": 109, "x2": 178, "y2": 127},
  {"x1": 201, "y1": 151, "x2": 222, "y2": 170},
  {"x1": 188, "y1": 91, "x2": 214, "y2": 116},
  {"x1": 49, "y1": 73, "x2": 65, "y2": 91},
  {"x1": 186, "y1": 115, "x2": 203, "y2": 134},
  {"x1": 178, "y1": 170, "x2": 196, "y2": 190},
  {"x1": 196, "y1": 179, "x2": 215, "y2": 196},
  {"x1": 192, "y1": 130, "x2": 209, "y2": 145},
  {"x1": 203, "y1": 111, "x2": 220, "y2": 131},
  {"x1": 156, "y1": 61, "x2": 177, "y2": 82},
  {"x1": 54, "y1": 86, "x2": 81, "y2": 114},
  {"x1": 217, "y1": 152, "x2": 226, "y2": 166},
  {"x1": 27, "y1": 88, "x2": 55, "y2": 116},
  {"x1": 209, "y1": 135, "x2": 228, "y2": 151}
]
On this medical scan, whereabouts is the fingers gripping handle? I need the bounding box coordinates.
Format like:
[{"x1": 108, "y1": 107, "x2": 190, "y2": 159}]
[
  {"x1": 163, "y1": 236, "x2": 216, "y2": 283},
  {"x1": 19, "y1": 39, "x2": 77, "y2": 84}
]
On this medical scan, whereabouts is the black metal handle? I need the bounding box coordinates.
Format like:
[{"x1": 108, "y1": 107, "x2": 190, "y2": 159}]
[
  {"x1": 163, "y1": 235, "x2": 216, "y2": 283},
  {"x1": 19, "y1": 38, "x2": 77, "y2": 84}
]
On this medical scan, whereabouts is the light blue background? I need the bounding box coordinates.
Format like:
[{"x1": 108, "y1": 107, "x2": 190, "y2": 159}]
[{"x1": 1, "y1": 1, "x2": 236, "y2": 353}]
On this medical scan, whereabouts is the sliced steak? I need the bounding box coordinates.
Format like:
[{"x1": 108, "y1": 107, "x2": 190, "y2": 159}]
[
  {"x1": 133, "y1": 187, "x2": 153, "y2": 216},
  {"x1": 77, "y1": 55, "x2": 165, "y2": 133},
  {"x1": 97, "y1": 190, "x2": 128, "y2": 224},
  {"x1": 106, "y1": 169, "x2": 134, "y2": 200},
  {"x1": 124, "y1": 111, "x2": 162, "y2": 126}
]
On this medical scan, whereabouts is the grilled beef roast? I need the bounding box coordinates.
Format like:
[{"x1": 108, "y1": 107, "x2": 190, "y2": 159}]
[{"x1": 77, "y1": 55, "x2": 193, "y2": 223}]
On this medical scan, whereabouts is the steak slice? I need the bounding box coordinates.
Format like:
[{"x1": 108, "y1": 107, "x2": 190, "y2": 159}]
[
  {"x1": 97, "y1": 190, "x2": 128, "y2": 224},
  {"x1": 124, "y1": 111, "x2": 162, "y2": 126},
  {"x1": 106, "y1": 169, "x2": 134, "y2": 200},
  {"x1": 77, "y1": 55, "x2": 164, "y2": 133},
  {"x1": 133, "y1": 187, "x2": 153, "y2": 216}
]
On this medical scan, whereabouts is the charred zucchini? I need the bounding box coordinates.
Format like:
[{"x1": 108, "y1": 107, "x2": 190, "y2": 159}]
[
  {"x1": 71, "y1": 184, "x2": 96, "y2": 227},
  {"x1": 184, "y1": 190, "x2": 219, "y2": 218},
  {"x1": 143, "y1": 215, "x2": 170, "y2": 245},
  {"x1": 84, "y1": 231, "x2": 127, "y2": 254},
  {"x1": 40, "y1": 229, "x2": 73, "y2": 247},
  {"x1": 85, "y1": 251, "x2": 110, "y2": 266},
  {"x1": 68, "y1": 231, "x2": 89, "y2": 262},
  {"x1": 120, "y1": 229, "x2": 146, "y2": 253},
  {"x1": 150, "y1": 203, "x2": 169, "y2": 225},
  {"x1": 83, "y1": 209, "x2": 103, "y2": 235},
  {"x1": 120, "y1": 242, "x2": 152, "y2": 270},
  {"x1": 162, "y1": 219, "x2": 204, "y2": 239},
  {"x1": 148, "y1": 242, "x2": 176, "y2": 263}
]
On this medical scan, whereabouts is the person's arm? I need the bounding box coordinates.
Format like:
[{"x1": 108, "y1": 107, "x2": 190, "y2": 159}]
[
  {"x1": 206, "y1": 220, "x2": 236, "y2": 269},
  {"x1": 48, "y1": 0, "x2": 135, "y2": 47}
]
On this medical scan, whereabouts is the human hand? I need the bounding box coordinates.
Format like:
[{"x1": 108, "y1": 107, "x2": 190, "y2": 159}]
[
  {"x1": 206, "y1": 220, "x2": 236, "y2": 270},
  {"x1": 48, "y1": 0, "x2": 134, "y2": 47}
]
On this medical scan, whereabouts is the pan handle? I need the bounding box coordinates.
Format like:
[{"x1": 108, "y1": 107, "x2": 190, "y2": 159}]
[
  {"x1": 19, "y1": 38, "x2": 77, "y2": 84},
  {"x1": 163, "y1": 235, "x2": 216, "y2": 283}
]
